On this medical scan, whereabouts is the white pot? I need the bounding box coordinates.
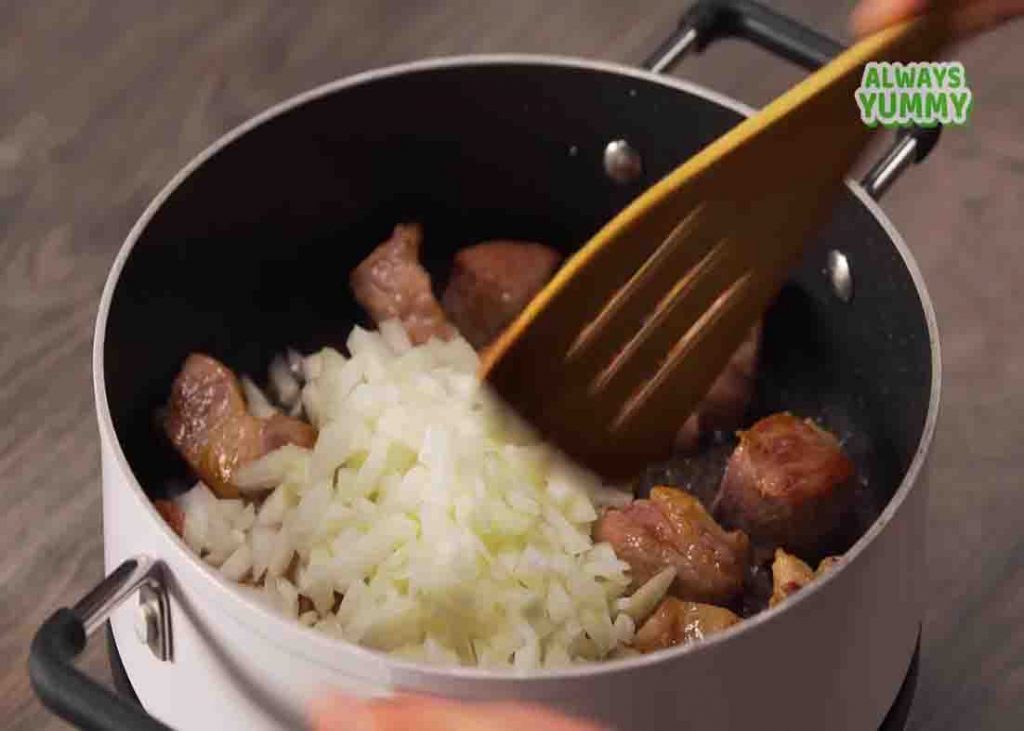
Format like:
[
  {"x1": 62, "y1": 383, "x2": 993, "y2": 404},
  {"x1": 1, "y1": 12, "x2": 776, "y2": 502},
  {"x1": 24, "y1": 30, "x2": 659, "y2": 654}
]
[{"x1": 83, "y1": 56, "x2": 941, "y2": 731}]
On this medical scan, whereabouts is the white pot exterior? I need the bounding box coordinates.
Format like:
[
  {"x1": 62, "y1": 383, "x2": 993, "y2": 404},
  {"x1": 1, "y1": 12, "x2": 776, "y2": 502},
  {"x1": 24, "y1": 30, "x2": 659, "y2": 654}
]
[
  {"x1": 95, "y1": 56, "x2": 941, "y2": 731},
  {"x1": 103, "y1": 443, "x2": 930, "y2": 731}
]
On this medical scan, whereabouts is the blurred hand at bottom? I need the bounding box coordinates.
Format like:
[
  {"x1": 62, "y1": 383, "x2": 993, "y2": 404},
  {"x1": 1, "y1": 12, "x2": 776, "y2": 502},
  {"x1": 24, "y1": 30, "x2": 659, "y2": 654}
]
[
  {"x1": 851, "y1": 0, "x2": 1024, "y2": 38},
  {"x1": 312, "y1": 694, "x2": 606, "y2": 731}
]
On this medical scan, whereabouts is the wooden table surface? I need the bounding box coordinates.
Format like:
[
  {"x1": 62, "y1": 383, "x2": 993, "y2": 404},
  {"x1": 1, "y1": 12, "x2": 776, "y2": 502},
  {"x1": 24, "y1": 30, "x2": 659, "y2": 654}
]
[{"x1": 2, "y1": 2, "x2": 1021, "y2": 729}]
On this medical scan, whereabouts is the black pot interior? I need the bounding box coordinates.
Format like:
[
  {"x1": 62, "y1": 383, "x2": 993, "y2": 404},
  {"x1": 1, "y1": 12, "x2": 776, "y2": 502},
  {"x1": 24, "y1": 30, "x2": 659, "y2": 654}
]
[{"x1": 102, "y1": 60, "x2": 933, "y2": 530}]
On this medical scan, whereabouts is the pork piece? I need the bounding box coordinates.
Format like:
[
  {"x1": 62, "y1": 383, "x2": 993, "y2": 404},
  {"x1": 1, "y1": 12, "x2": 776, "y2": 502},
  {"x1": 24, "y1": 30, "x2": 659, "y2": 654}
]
[
  {"x1": 676, "y1": 322, "x2": 761, "y2": 452},
  {"x1": 153, "y1": 499, "x2": 185, "y2": 536},
  {"x1": 715, "y1": 413, "x2": 855, "y2": 555},
  {"x1": 165, "y1": 354, "x2": 316, "y2": 498},
  {"x1": 769, "y1": 548, "x2": 841, "y2": 607},
  {"x1": 633, "y1": 597, "x2": 740, "y2": 653},
  {"x1": 350, "y1": 223, "x2": 454, "y2": 345},
  {"x1": 441, "y1": 241, "x2": 562, "y2": 349},
  {"x1": 594, "y1": 486, "x2": 750, "y2": 605}
]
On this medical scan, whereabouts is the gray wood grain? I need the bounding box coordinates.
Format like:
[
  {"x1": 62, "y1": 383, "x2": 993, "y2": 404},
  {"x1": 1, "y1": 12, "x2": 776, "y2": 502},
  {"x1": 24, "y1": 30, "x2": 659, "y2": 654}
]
[{"x1": 1, "y1": 2, "x2": 1021, "y2": 729}]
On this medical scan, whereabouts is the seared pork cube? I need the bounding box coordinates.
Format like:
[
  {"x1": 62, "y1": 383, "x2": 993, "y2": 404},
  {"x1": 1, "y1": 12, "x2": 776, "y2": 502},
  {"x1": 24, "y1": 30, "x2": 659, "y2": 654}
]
[
  {"x1": 153, "y1": 499, "x2": 185, "y2": 536},
  {"x1": 594, "y1": 486, "x2": 750, "y2": 605},
  {"x1": 164, "y1": 354, "x2": 316, "y2": 498},
  {"x1": 350, "y1": 223, "x2": 454, "y2": 345},
  {"x1": 675, "y1": 322, "x2": 761, "y2": 452},
  {"x1": 715, "y1": 413, "x2": 855, "y2": 555},
  {"x1": 441, "y1": 240, "x2": 561, "y2": 349},
  {"x1": 633, "y1": 597, "x2": 740, "y2": 653},
  {"x1": 769, "y1": 548, "x2": 842, "y2": 607}
]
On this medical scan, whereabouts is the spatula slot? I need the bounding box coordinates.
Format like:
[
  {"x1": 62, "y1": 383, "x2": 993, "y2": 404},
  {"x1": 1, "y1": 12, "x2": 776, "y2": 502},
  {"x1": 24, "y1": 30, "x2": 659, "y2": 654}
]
[
  {"x1": 567, "y1": 203, "x2": 711, "y2": 365},
  {"x1": 590, "y1": 233, "x2": 738, "y2": 397},
  {"x1": 612, "y1": 270, "x2": 753, "y2": 432}
]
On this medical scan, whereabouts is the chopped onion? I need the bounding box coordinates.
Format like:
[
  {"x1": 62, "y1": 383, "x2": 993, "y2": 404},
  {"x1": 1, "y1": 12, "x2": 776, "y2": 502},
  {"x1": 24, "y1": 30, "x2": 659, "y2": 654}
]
[
  {"x1": 269, "y1": 354, "x2": 301, "y2": 408},
  {"x1": 614, "y1": 566, "x2": 677, "y2": 623},
  {"x1": 584, "y1": 483, "x2": 635, "y2": 510},
  {"x1": 175, "y1": 322, "x2": 635, "y2": 670},
  {"x1": 286, "y1": 348, "x2": 306, "y2": 381},
  {"x1": 613, "y1": 612, "x2": 636, "y2": 645},
  {"x1": 257, "y1": 485, "x2": 292, "y2": 527},
  {"x1": 234, "y1": 445, "x2": 311, "y2": 492},
  {"x1": 220, "y1": 543, "x2": 252, "y2": 581},
  {"x1": 241, "y1": 376, "x2": 279, "y2": 418},
  {"x1": 379, "y1": 319, "x2": 412, "y2": 354}
]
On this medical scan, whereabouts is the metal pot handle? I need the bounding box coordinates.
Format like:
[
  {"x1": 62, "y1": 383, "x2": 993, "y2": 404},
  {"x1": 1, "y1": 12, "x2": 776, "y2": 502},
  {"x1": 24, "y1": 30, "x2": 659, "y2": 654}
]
[
  {"x1": 643, "y1": 0, "x2": 942, "y2": 199},
  {"x1": 29, "y1": 556, "x2": 174, "y2": 731}
]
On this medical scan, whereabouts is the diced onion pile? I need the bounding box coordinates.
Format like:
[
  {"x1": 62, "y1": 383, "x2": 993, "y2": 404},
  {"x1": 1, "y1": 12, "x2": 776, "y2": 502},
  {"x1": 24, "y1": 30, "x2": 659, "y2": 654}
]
[{"x1": 175, "y1": 322, "x2": 661, "y2": 670}]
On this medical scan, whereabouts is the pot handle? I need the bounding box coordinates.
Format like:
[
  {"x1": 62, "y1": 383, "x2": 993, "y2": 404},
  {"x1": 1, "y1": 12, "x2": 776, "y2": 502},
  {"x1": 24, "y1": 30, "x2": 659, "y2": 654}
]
[
  {"x1": 643, "y1": 0, "x2": 941, "y2": 199},
  {"x1": 29, "y1": 556, "x2": 174, "y2": 731}
]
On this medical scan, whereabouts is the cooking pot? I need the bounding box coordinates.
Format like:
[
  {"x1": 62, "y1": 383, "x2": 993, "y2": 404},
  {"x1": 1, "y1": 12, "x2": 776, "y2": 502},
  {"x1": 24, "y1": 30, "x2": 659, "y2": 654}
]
[{"x1": 30, "y1": 2, "x2": 942, "y2": 729}]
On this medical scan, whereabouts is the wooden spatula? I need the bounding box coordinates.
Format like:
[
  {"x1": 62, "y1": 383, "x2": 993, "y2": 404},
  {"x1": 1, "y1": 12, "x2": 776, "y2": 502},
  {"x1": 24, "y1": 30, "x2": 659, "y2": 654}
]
[{"x1": 480, "y1": 12, "x2": 953, "y2": 481}]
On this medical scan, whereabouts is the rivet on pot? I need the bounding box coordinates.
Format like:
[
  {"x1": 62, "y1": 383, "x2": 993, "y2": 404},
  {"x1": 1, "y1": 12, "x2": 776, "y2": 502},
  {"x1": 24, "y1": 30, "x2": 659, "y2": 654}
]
[
  {"x1": 827, "y1": 249, "x2": 853, "y2": 303},
  {"x1": 134, "y1": 583, "x2": 171, "y2": 661},
  {"x1": 604, "y1": 139, "x2": 643, "y2": 184},
  {"x1": 134, "y1": 600, "x2": 159, "y2": 646}
]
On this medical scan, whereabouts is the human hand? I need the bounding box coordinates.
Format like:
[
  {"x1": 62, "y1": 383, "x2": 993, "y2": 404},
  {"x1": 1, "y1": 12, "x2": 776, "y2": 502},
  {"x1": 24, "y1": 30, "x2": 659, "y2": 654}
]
[
  {"x1": 851, "y1": 0, "x2": 1024, "y2": 38},
  {"x1": 311, "y1": 693, "x2": 606, "y2": 731}
]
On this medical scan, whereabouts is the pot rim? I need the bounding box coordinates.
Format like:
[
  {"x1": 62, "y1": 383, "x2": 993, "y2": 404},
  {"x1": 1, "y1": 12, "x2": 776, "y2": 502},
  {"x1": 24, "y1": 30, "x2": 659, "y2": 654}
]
[{"x1": 92, "y1": 52, "x2": 942, "y2": 683}]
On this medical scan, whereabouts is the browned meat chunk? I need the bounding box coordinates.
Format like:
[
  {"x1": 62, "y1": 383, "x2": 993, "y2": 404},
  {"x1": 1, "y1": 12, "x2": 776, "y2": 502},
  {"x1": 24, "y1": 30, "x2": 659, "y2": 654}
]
[
  {"x1": 441, "y1": 241, "x2": 562, "y2": 349},
  {"x1": 633, "y1": 597, "x2": 740, "y2": 653},
  {"x1": 675, "y1": 322, "x2": 761, "y2": 452},
  {"x1": 350, "y1": 223, "x2": 454, "y2": 345},
  {"x1": 769, "y1": 548, "x2": 841, "y2": 607},
  {"x1": 165, "y1": 354, "x2": 316, "y2": 498},
  {"x1": 715, "y1": 413, "x2": 855, "y2": 555},
  {"x1": 153, "y1": 499, "x2": 185, "y2": 536},
  {"x1": 594, "y1": 486, "x2": 750, "y2": 605}
]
